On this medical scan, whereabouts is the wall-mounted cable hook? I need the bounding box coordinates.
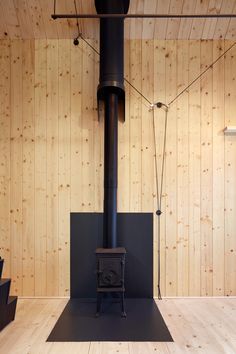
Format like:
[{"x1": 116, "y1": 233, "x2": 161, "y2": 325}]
[{"x1": 150, "y1": 102, "x2": 169, "y2": 112}]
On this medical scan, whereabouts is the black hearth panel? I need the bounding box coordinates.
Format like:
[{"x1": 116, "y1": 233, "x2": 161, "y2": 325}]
[
  {"x1": 71, "y1": 212, "x2": 153, "y2": 299},
  {"x1": 47, "y1": 299, "x2": 173, "y2": 342}
]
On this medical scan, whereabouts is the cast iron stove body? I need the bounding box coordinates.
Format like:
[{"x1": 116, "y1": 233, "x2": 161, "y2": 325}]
[
  {"x1": 95, "y1": 0, "x2": 130, "y2": 317},
  {"x1": 95, "y1": 248, "x2": 126, "y2": 317}
]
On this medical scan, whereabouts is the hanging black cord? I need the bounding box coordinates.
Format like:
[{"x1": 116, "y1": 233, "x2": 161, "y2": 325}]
[{"x1": 152, "y1": 103, "x2": 169, "y2": 300}]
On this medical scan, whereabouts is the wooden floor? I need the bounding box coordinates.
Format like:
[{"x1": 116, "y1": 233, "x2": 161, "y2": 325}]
[{"x1": 0, "y1": 298, "x2": 235, "y2": 354}]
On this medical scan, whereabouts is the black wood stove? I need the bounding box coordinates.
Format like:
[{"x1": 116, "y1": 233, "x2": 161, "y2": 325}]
[
  {"x1": 95, "y1": 248, "x2": 126, "y2": 317},
  {"x1": 94, "y1": 0, "x2": 130, "y2": 317}
]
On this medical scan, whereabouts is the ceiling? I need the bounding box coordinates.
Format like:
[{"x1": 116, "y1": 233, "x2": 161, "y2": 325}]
[{"x1": 0, "y1": 0, "x2": 236, "y2": 40}]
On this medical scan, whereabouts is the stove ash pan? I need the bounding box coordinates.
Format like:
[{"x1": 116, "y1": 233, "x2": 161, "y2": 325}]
[{"x1": 95, "y1": 247, "x2": 126, "y2": 317}]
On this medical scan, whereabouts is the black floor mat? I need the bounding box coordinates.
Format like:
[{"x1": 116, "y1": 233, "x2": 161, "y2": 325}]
[{"x1": 47, "y1": 298, "x2": 173, "y2": 342}]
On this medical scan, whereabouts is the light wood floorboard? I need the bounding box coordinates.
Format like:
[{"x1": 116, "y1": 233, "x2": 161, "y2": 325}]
[{"x1": 0, "y1": 298, "x2": 235, "y2": 354}]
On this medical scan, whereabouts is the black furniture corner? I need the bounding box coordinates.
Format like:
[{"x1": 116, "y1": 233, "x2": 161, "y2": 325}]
[{"x1": 0, "y1": 257, "x2": 17, "y2": 331}]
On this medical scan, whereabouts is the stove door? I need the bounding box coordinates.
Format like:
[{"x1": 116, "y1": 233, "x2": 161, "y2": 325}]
[{"x1": 98, "y1": 257, "x2": 123, "y2": 287}]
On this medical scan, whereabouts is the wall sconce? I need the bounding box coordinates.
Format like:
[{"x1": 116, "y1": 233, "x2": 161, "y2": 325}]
[{"x1": 224, "y1": 126, "x2": 236, "y2": 135}]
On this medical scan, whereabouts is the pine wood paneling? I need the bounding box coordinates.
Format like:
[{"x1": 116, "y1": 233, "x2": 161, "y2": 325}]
[
  {"x1": 0, "y1": 39, "x2": 236, "y2": 296},
  {"x1": 176, "y1": 40, "x2": 189, "y2": 296},
  {"x1": 129, "y1": 39, "x2": 142, "y2": 211},
  {"x1": 188, "y1": 40, "x2": 201, "y2": 296},
  {"x1": 70, "y1": 40, "x2": 83, "y2": 212},
  {"x1": 46, "y1": 40, "x2": 59, "y2": 296},
  {"x1": 10, "y1": 40, "x2": 23, "y2": 296},
  {"x1": 13, "y1": 0, "x2": 34, "y2": 39},
  {"x1": 212, "y1": 40, "x2": 225, "y2": 296},
  {"x1": 22, "y1": 39, "x2": 35, "y2": 295},
  {"x1": 27, "y1": 0, "x2": 45, "y2": 39},
  {"x1": 0, "y1": 40, "x2": 11, "y2": 278},
  {"x1": 1, "y1": 0, "x2": 236, "y2": 40},
  {"x1": 189, "y1": 0, "x2": 210, "y2": 40},
  {"x1": 224, "y1": 41, "x2": 236, "y2": 296},
  {"x1": 165, "y1": 40, "x2": 178, "y2": 296},
  {"x1": 118, "y1": 40, "x2": 130, "y2": 212},
  {"x1": 1, "y1": 1, "x2": 21, "y2": 38},
  {"x1": 81, "y1": 40, "x2": 95, "y2": 212},
  {"x1": 200, "y1": 40, "x2": 213, "y2": 296},
  {"x1": 34, "y1": 39, "x2": 47, "y2": 296},
  {"x1": 58, "y1": 39, "x2": 71, "y2": 296},
  {"x1": 141, "y1": 39, "x2": 154, "y2": 212},
  {"x1": 93, "y1": 40, "x2": 103, "y2": 213}
]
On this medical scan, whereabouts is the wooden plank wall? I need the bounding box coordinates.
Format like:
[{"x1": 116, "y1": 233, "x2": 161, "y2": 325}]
[{"x1": 0, "y1": 39, "x2": 236, "y2": 297}]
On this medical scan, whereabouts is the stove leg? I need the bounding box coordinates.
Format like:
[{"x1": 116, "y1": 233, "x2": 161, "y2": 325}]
[
  {"x1": 96, "y1": 292, "x2": 102, "y2": 317},
  {"x1": 120, "y1": 292, "x2": 126, "y2": 318}
]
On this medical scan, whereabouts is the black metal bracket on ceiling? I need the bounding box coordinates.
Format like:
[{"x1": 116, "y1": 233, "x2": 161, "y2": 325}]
[{"x1": 52, "y1": 13, "x2": 236, "y2": 19}]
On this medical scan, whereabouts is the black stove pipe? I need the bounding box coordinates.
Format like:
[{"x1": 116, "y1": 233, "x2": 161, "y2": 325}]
[
  {"x1": 95, "y1": 0, "x2": 129, "y2": 248},
  {"x1": 103, "y1": 93, "x2": 118, "y2": 248}
]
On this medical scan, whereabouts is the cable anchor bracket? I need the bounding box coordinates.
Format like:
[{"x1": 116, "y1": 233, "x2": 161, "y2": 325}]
[{"x1": 149, "y1": 102, "x2": 169, "y2": 112}]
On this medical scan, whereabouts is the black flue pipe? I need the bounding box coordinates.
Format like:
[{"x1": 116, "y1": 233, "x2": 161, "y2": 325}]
[
  {"x1": 95, "y1": 0, "x2": 129, "y2": 248},
  {"x1": 96, "y1": 0, "x2": 129, "y2": 122},
  {"x1": 103, "y1": 93, "x2": 118, "y2": 248}
]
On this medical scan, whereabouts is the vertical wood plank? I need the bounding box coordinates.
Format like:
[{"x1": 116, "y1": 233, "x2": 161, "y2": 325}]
[
  {"x1": 118, "y1": 39, "x2": 130, "y2": 212},
  {"x1": 46, "y1": 39, "x2": 59, "y2": 296},
  {"x1": 178, "y1": 1, "x2": 196, "y2": 39},
  {"x1": 10, "y1": 39, "x2": 23, "y2": 295},
  {"x1": 200, "y1": 40, "x2": 213, "y2": 296},
  {"x1": 93, "y1": 40, "x2": 103, "y2": 213},
  {"x1": 177, "y1": 40, "x2": 189, "y2": 296},
  {"x1": 34, "y1": 39, "x2": 47, "y2": 296},
  {"x1": 190, "y1": 0, "x2": 209, "y2": 40},
  {"x1": 58, "y1": 39, "x2": 71, "y2": 296},
  {"x1": 13, "y1": 0, "x2": 34, "y2": 39},
  {"x1": 188, "y1": 40, "x2": 201, "y2": 296},
  {"x1": 129, "y1": 39, "x2": 142, "y2": 212},
  {"x1": 0, "y1": 4, "x2": 8, "y2": 38},
  {"x1": 27, "y1": 0, "x2": 46, "y2": 39},
  {"x1": 165, "y1": 0, "x2": 184, "y2": 40},
  {"x1": 142, "y1": 0, "x2": 157, "y2": 39},
  {"x1": 165, "y1": 40, "x2": 177, "y2": 296},
  {"x1": 224, "y1": 41, "x2": 236, "y2": 296},
  {"x1": 70, "y1": 41, "x2": 83, "y2": 212},
  {"x1": 22, "y1": 40, "x2": 35, "y2": 295},
  {"x1": 141, "y1": 40, "x2": 154, "y2": 212},
  {"x1": 0, "y1": 1, "x2": 22, "y2": 38},
  {"x1": 0, "y1": 40, "x2": 11, "y2": 277},
  {"x1": 213, "y1": 1, "x2": 235, "y2": 39},
  {"x1": 154, "y1": 1, "x2": 171, "y2": 39},
  {"x1": 81, "y1": 41, "x2": 95, "y2": 212},
  {"x1": 39, "y1": 0, "x2": 59, "y2": 39},
  {"x1": 128, "y1": 1, "x2": 143, "y2": 40},
  {"x1": 212, "y1": 40, "x2": 225, "y2": 296}
]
